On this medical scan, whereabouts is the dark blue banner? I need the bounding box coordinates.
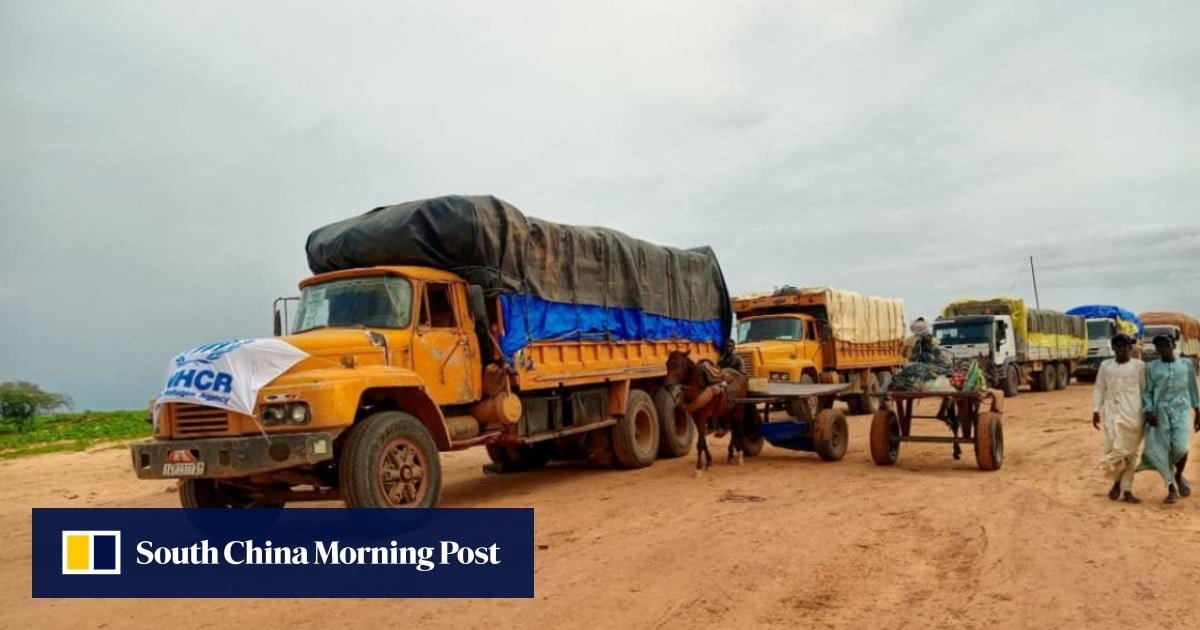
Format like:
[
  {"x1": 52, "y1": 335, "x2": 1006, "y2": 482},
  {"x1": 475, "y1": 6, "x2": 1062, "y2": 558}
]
[{"x1": 33, "y1": 508, "x2": 534, "y2": 598}]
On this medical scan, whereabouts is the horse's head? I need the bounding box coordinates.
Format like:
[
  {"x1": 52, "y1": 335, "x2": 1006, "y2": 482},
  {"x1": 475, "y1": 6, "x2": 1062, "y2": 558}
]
[{"x1": 664, "y1": 349, "x2": 693, "y2": 387}]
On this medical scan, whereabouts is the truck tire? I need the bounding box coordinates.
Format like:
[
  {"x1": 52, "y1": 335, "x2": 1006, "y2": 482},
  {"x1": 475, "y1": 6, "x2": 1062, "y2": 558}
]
[
  {"x1": 974, "y1": 411, "x2": 1004, "y2": 471},
  {"x1": 339, "y1": 411, "x2": 441, "y2": 508},
  {"x1": 848, "y1": 372, "x2": 881, "y2": 415},
  {"x1": 869, "y1": 409, "x2": 899, "y2": 466},
  {"x1": 1003, "y1": 364, "x2": 1020, "y2": 398},
  {"x1": 813, "y1": 408, "x2": 848, "y2": 461},
  {"x1": 654, "y1": 386, "x2": 694, "y2": 458},
  {"x1": 1055, "y1": 363, "x2": 1069, "y2": 390},
  {"x1": 1034, "y1": 367, "x2": 1054, "y2": 393},
  {"x1": 613, "y1": 389, "x2": 660, "y2": 469},
  {"x1": 485, "y1": 444, "x2": 550, "y2": 472},
  {"x1": 738, "y1": 406, "x2": 765, "y2": 457},
  {"x1": 786, "y1": 374, "x2": 817, "y2": 421},
  {"x1": 179, "y1": 479, "x2": 284, "y2": 508}
]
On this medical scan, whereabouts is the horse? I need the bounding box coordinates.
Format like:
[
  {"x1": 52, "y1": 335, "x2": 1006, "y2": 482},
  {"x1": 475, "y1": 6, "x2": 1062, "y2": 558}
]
[{"x1": 664, "y1": 349, "x2": 750, "y2": 474}]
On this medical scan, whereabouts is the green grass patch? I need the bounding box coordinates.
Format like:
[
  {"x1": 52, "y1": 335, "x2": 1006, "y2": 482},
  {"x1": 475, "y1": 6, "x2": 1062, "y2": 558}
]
[{"x1": 0, "y1": 409, "x2": 151, "y2": 459}]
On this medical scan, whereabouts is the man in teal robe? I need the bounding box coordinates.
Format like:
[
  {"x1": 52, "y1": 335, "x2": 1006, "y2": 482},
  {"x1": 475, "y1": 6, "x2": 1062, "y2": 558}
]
[{"x1": 1139, "y1": 335, "x2": 1200, "y2": 504}]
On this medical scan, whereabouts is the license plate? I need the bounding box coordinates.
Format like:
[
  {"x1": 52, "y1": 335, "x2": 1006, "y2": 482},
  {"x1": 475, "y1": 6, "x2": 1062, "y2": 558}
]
[{"x1": 163, "y1": 462, "x2": 206, "y2": 476}]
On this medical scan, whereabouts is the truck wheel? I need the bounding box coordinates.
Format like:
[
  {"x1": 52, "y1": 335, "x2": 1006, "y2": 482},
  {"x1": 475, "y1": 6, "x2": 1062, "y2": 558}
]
[
  {"x1": 1034, "y1": 367, "x2": 1054, "y2": 392},
  {"x1": 485, "y1": 444, "x2": 550, "y2": 472},
  {"x1": 613, "y1": 389, "x2": 660, "y2": 469},
  {"x1": 654, "y1": 386, "x2": 694, "y2": 458},
  {"x1": 786, "y1": 374, "x2": 817, "y2": 421},
  {"x1": 974, "y1": 411, "x2": 1004, "y2": 471},
  {"x1": 850, "y1": 373, "x2": 881, "y2": 415},
  {"x1": 179, "y1": 479, "x2": 284, "y2": 508},
  {"x1": 339, "y1": 411, "x2": 441, "y2": 508},
  {"x1": 813, "y1": 408, "x2": 848, "y2": 461},
  {"x1": 1055, "y1": 363, "x2": 1069, "y2": 390},
  {"x1": 869, "y1": 409, "x2": 899, "y2": 465},
  {"x1": 738, "y1": 406, "x2": 765, "y2": 457},
  {"x1": 1003, "y1": 365, "x2": 1020, "y2": 398}
]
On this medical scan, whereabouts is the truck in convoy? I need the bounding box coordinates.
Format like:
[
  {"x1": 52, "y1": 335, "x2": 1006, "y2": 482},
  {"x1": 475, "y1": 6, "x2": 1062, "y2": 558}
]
[
  {"x1": 1065, "y1": 304, "x2": 1144, "y2": 382},
  {"x1": 731, "y1": 287, "x2": 906, "y2": 417},
  {"x1": 934, "y1": 297, "x2": 1087, "y2": 397},
  {"x1": 1139, "y1": 311, "x2": 1200, "y2": 373},
  {"x1": 131, "y1": 196, "x2": 731, "y2": 508}
]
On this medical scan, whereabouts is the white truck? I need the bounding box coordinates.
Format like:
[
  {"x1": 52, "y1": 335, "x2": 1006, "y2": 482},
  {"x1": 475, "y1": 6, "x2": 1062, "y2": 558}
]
[
  {"x1": 933, "y1": 297, "x2": 1087, "y2": 397},
  {"x1": 1066, "y1": 305, "x2": 1143, "y2": 382},
  {"x1": 1139, "y1": 311, "x2": 1200, "y2": 373}
]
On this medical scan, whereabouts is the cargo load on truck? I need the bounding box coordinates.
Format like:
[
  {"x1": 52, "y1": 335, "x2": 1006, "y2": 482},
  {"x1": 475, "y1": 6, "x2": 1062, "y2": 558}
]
[
  {"x1": 732, "y1": 286, "x2": 906, "y2": 416},
  {"x1": 935, "y1": 297, "x2": 1085, "y2": 397},
  {"x1": 305, "y1": 195, "x2": 731, "y2": 359}
]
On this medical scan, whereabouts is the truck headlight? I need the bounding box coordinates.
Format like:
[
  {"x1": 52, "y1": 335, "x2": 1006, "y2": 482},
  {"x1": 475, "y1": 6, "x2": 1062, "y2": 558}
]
[
  {"x1": 769, "y1": 372, "x2": 790, "y2": 381},
  {"x1": 261, "y1": 403, "x2": 310, "y2": 426}
]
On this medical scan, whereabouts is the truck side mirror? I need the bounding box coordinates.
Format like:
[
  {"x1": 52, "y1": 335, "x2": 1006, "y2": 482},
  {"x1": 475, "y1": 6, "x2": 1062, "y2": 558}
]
[
  {"x1": 273, "y1": 309, "x2": 283, "y2": 336},
  {"x1": 468, "y1": 285, "x2": 489, "y2": 327}
]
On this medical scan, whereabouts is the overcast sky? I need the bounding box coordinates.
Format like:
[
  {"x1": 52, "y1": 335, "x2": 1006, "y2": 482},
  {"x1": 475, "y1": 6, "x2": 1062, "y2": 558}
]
[{"x1": 3, "y1": 1, "x2": 1198, "y2": 410}]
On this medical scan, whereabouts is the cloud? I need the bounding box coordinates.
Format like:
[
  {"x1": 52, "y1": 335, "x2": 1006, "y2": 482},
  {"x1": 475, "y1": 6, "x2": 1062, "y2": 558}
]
[{"x1": 2, "y1": 1, "x2": 1198, "y2": 408}]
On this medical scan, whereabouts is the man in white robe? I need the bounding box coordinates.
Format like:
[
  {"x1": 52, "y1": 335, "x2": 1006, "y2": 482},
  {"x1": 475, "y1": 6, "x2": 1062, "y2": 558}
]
[{"x1": 1093, "y1": 334, "x2": 1146, "y2": 503}]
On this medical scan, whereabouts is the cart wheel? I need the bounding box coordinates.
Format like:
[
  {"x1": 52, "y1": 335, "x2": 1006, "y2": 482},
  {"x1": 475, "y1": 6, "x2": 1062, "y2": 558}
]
[
  {"x1": 813, "y1": 408, "x2": 848, "y2": 461},
  {"x1": 974, "y1": 411, "x2": 1004, "y2": 471},
  {"x1": 869, "y1": 409, "x2": 900, "y2": 466}
]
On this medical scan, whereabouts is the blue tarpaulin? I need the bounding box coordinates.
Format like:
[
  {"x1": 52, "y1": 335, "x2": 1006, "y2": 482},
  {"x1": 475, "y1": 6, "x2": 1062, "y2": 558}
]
[
  {"x1": 499, "y1": 293, "x2": 723, "y2": 360},
  {"x1": 1066, "y1": 304, "x2": 1145, "y2": 336}
]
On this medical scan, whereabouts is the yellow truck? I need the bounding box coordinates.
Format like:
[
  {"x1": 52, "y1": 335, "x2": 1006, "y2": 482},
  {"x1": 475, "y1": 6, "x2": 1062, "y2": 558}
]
[
  {"x1": 131, "y1": 196, "x2": 729, "y2": 508},
  {"x1": 731, "y1": 287, "x2": 907, "y2": 417}
]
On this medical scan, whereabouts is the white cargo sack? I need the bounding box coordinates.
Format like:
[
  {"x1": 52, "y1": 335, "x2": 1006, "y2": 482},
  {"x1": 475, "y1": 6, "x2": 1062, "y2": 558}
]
[{"x1": 153, "y1": 338, "x2": 308, "y2": 425}]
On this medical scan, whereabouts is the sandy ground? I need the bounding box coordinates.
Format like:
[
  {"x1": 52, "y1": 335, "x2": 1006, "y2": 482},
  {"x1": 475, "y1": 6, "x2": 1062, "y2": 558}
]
[{"x1": 3, "y1": 383, "x2": 1199, "y2": 629}]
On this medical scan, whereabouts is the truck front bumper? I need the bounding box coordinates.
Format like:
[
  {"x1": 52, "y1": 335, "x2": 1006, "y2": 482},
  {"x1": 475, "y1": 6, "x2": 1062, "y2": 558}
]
[
  {"x1": 1074, "y1": 358, "x2": 1104, "y2": 377},
  {"x1": 130, "y1": 430, "x2": 342, "y2": 480}
]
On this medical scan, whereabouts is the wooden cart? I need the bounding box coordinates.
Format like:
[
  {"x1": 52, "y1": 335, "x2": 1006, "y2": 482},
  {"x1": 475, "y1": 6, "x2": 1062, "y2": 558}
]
[
  {"x1": 869, "y1": 390, "x2": 1004, "y2": 471},
  {"x1": 734, "y1": 381, "x2": 853, "y2": 461}
]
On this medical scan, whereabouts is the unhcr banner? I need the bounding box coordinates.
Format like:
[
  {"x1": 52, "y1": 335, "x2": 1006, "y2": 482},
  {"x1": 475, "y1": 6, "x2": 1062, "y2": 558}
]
[{"x1": 33, "y1": 508, "x2": 534, "y2": 598}]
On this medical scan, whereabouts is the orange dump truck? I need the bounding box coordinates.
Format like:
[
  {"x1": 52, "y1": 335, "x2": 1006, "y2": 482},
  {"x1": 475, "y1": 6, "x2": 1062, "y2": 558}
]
[
  {"x1": 131, "y1": 196, "x2": 729, "y2": 508},
  {"x1": 732, "y1": 287, "x2": 907, "y2": 417}
]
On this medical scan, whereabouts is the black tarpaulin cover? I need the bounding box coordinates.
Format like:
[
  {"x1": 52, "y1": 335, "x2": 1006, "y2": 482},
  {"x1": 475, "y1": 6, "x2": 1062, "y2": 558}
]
[{"x1": 305, "y1": 195, "x2": 732, "y2": 352}]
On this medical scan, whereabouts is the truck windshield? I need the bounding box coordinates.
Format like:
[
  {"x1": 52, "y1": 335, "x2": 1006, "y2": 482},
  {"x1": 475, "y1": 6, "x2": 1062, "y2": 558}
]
[
  {"x1": 1144, "y1": 326, "x2": 1176, "y2": 341},
  {"x1": 1086, "y1": 320, "x2": 1114, "y2": 341},
  {"x1": 293, "y1": 276, "x2": 413, "y2": 333},
  {"x1": 738, "y1": 318, "x2": 803, "y2": 342},
  {"x1": 934, "y1": 322, "x2": 991, "y2": 346}
]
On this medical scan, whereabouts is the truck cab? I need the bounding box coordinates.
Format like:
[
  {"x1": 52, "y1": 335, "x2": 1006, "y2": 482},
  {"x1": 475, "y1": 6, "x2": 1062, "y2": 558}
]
[
  {"x1": 133, "y1": 265, "x2": 501, "y2": 509},
  {"x1": 932, "y1": 314, "x2": 1020, "y2": 395},
  {"x1": 1076, "y1": 317, "x2": 1118, "y2": 381},
  {"x1": 1142, "y1": 325, "x2": 1181, "y2": 361},
  {"x1": 735, "y1": 314, "x2": 826, "y2": 382}
]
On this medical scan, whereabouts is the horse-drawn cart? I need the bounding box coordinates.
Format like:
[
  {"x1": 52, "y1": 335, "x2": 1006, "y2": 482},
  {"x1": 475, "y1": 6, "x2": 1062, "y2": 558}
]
[
  {"x1": 869, "y1": 390, "x2": 1004, "y2": 471},
  {"x1": 735, "y1": 381, "x2": 853, "y2": 461}
]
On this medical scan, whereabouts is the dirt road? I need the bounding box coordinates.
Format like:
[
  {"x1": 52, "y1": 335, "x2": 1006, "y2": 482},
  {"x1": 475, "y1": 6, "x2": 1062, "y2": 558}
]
[{"x1": 4, "y1": 384, "x2": 1199, "y2": 629}]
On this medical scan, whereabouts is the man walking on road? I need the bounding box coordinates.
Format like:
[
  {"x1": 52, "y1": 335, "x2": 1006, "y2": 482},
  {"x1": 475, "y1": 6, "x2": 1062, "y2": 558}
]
[
  {"x1": 1139, "y1": 334, "x2": 1200, "y2": 504},
  {"x1": 1093, "y1": 334, "x2": 1145, "y2": 503}
]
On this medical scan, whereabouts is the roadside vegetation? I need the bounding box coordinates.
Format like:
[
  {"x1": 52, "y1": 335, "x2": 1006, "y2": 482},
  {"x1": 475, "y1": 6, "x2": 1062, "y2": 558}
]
[{"x1": 0, "y1": 409, "x2": 150, "y2": 459}]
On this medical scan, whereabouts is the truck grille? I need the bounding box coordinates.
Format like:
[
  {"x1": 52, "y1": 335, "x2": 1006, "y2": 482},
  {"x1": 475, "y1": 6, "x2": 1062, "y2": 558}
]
[
  {"x1": 172, "y1": 404, "x2": 230, "y2": 436},
  {"x1": 737, "y1": 351, "x2": 759, "y2": 377}
]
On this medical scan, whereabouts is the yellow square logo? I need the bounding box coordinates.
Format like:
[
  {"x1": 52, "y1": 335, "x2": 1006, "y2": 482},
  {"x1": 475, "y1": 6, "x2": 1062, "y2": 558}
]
[{"x1": 61, "y1": 531, "x2": 121, "y2": 575}]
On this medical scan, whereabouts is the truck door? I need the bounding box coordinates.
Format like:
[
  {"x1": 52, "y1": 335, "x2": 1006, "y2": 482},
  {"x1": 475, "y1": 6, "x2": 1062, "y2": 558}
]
[{"x1": 412, "y1": 282, "x2": 476, "y2": 405}]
